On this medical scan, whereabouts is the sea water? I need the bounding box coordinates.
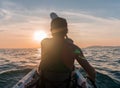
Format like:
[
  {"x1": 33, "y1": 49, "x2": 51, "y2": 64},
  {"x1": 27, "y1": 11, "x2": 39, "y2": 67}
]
[{"x1": 0, "y1": 47, "x2": 120, "y2": 88}]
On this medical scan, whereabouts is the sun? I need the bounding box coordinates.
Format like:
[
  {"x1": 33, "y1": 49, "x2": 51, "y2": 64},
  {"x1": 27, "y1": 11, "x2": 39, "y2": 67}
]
[{"x1": 33, "y1": 31, "x2": 47, "y2": 42}]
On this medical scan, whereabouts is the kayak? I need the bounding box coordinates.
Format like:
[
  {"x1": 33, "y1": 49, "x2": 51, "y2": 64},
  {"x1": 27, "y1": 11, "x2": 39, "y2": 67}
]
[
  {"x1": 12, "y1": 68, "x2": 95, "y2": 88},
  {"x1": 13, "y1": 68, "x2": 36, "y2": 88}
]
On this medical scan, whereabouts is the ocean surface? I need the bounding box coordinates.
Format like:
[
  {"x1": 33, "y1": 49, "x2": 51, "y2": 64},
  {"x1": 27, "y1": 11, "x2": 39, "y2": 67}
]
[{"x1": 0, "y1": 47, "x2": 120, "y2": 88}]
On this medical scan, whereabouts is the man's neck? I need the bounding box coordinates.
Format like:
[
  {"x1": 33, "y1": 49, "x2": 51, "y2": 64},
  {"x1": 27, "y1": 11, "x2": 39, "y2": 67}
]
[{"x1": 52, "y1": 36, "x2": 65, "y2": 42}]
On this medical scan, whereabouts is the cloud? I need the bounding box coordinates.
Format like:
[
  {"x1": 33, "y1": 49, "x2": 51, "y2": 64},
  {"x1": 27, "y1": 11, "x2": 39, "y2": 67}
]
[
  {"x1": 0, "y1": 29, "x2": 6, "y2": 32},
  {"x1": 0, "y1": 8, "x2": 12, "y2": 20},
  {"x1": 57, "y1": 11, "x2": 120, "y2": 42},
  {"x1": 0, "y1": 1, "x2": 22, "y2": 10},
  {"x1": 0, "y1": 1, "x2": 120, "y2": 41},
  {"x1": 61, "y1": 11, "x2": 120, "y2": 23},
  {"x1": 60, "y1": 11, "x2": 120, "y2": 29}
]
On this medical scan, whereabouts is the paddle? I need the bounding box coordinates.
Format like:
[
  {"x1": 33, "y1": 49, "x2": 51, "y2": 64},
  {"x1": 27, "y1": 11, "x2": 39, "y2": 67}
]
[{"x1": 87, "y1": 76, "x2": 97, "y2": 88}]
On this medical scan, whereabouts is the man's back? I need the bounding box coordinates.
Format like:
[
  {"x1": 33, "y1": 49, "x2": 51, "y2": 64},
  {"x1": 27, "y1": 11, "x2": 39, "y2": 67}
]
[
  {"x1": 40, "y1": 38, "x2": 84, "y2": 72},
  {"x1": 39, "y1": 38, "x2": 73, "y2": 88}
]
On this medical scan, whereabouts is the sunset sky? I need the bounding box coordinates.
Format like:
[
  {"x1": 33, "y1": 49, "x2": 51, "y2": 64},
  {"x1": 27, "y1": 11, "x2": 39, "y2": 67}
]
[{"x1": 0, "y1": 0, "x2": 120, "y2": 48}]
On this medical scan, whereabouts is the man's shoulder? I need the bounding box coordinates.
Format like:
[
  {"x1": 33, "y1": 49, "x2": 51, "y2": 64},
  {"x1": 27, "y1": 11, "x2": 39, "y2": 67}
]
[
  {"x1": 65, "y1": 39, "x2": 83, "y2": 54},
  {"x1": 65, "y1": 40, "x2": 80, "y2": 49},
  {"x1": 69, "y1": 44, "x2": 83, "y2": 55},
  {"x1": 41, "y1": 38, "x2": 51, "y2": 43}
]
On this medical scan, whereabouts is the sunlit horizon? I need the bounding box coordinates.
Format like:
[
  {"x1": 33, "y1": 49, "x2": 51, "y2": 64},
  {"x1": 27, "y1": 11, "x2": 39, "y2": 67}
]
[{"x1": 33, "y1": 30, "x2": 47, "y2": 42}]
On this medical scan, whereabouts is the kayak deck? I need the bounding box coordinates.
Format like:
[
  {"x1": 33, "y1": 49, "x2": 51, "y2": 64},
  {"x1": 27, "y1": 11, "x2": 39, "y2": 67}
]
[{"x1": 13, "y1": 68, "x2": 94, "y2": 88}]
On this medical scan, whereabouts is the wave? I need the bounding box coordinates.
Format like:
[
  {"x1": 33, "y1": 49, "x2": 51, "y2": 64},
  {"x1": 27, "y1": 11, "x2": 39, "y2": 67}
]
[
  {"x1": 77, "y1": 69, "x2": 120, "y2": 88},
  {"x1": 96, "y1": 72, "x2": 120, "y2": 88},
  {"x1": 0, "y1": 68, "x2": 31, "y2": 88}
]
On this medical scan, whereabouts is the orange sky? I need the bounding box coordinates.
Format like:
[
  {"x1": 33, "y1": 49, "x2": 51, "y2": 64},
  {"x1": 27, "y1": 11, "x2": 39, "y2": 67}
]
[
  {"x1": 0, "y1": 14, "x2": 120, "y2": 48},
  {"x1": 0, "y1": 26, "x2": 119, "y2": 48}
]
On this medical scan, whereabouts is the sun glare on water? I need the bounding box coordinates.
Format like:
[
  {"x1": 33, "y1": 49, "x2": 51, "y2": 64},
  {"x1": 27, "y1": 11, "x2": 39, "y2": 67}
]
[{"x1": 33, "y1": 31, "x2": 47, "y2": 42}]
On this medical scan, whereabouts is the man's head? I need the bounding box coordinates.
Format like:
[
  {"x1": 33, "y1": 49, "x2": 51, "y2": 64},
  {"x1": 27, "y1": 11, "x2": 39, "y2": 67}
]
[{"x1": 50, "y1": 17, "x2": 68, "y2": 37}]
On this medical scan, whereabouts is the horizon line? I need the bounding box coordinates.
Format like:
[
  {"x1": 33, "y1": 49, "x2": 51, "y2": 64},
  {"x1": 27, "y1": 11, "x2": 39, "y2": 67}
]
[{"x1": 0, "y1": 45, "x2": 120, "y2": 49}]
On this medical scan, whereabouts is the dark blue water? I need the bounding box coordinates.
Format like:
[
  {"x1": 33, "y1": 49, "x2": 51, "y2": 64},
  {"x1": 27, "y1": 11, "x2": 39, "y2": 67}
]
[{"x1": 0, "y1": 47, "x2": 120, "y2": 88}]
